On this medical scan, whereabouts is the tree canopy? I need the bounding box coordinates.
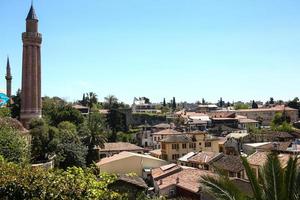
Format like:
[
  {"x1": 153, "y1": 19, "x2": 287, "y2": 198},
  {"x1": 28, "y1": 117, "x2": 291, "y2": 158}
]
[{"x1": 0, "y1": 124, "x2": 29, "y2": 163}]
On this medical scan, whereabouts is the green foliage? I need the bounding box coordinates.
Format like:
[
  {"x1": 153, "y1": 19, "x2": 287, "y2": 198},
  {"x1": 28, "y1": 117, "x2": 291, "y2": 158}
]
[
  {"x1": 43, "y1": 97, "x2": 84, "y2": 127},
  {"x1": 80, "y1": 112, "x2": 107, "y2": 165},
  {"x1": 271, "y1": 112, "x2": 293, "y2": 133},
  {"x1": 234, "y1": 103, "x2": 249, "y2": 110},
  {"x1": 30, "y1": 118, "x2": 53, "y2": 161},
  {"x1": 0, "y1": 124, "x2": 29, "y2": 163},
  {"x1": 80, "y1": 92, "x2": 99, "y2": 108},
  {"x1": 0, "y1": 159, "x2": 124, "y2": 200},
  {"x1": 30, "y1": 119, "x2": 87, "y2": 168},
  {"x1": 9, "y1": 89, "x2": 21, "y2": 119},
  {"x1": 56, "y1": 141, "x2": 87, "y2": 169},
  {"x1": 172, "y1": 97, "x2": 176, "y2": 111},
  {"x1": 201, "y1": 154, "x2": 300, "y2": 200},
  {"x1": 0, "y1": 107, "x2": 11, "y2": 117},
  {"x1": 288, "y1": 97, "x2": 300, "y2": 117}
]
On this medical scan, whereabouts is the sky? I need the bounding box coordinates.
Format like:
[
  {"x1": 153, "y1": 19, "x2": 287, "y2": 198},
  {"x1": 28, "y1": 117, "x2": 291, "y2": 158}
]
[{"x1": 0, "y1": 0, "x2": 300, "y2": 104}]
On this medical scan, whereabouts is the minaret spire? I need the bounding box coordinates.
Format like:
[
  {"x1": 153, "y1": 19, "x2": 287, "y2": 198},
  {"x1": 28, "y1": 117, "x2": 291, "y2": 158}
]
[
  {"x1": 5, "y1": 56, "x2": 12, "y2": 99},
  {"x1": 6, "y1": 57, "x2": 11, "y2": 77}
]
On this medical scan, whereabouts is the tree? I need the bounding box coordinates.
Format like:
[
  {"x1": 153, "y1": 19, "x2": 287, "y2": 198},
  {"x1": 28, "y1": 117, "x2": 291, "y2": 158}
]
[
  {"x1": 288, "y1": 97, "x2": 300, "y2": 117},
  {"x1": 104, "y1": 95, "x2": 118, "y2": 109},
  {"x1": 172, "y1": 97, "x2": 176, "y2": 111},
  {"x1": 163, "y1": 98, "x2": 166, "y2": 107},
  {"x1": 43, "y1": 97, "x2": 84, "y2": 127},
  {"x1": 9, "y1": 89, "x2": 21, "y2": 119},
  {"x1": 30, "y1": 118, "x2": 51, "y2": 161},
  {"x1": 54, "y1": 121, "x2": 87, "y2": 169},
  {"x1": 80, "y1": 112, "x2": 107, "y2": 165},
  {"x1": 0, "y1": 124, "x2": 29, "y2": 163},
  {"x1": 107, "y1": 108, "x2": 126, "y2": 142},
  {"x1": 56, "y1": 142, "x2": 87, "y2": 169},
  {"x1": 252, "y1": 100, "x2": 258, "y2": 109},
  {"x1": 84, "y1": 92, "x2": 98, "y2": 109},
  {"x1": 201, "y1": 153, "x2": 300, "y2": 200},
  {"x1": 218, "y1": 97, "x2": 224, "y2": 107},
  {"x1": 270, "y1": 97, "x2": 275, "y2": 104}
]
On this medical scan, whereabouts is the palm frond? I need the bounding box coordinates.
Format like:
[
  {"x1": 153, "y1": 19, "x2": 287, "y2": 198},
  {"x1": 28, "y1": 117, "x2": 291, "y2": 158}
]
[
  {"x1": 284, "y1": 156, "x2": 298, "y2": 200},
  {"x1": 260, "y1": 153, "x2": 284, "y2": 200},
  {"x1": 200, "y1": 175, "x2": 246, "y2": 200},
  {"x1": 241, "y1": 156, "x2": 264, "y2": 200}
]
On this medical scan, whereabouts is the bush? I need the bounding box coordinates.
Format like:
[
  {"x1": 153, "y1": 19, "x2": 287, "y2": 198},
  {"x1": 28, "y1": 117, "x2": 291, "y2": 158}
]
[
  {"x1": 0, "y1": 159, "x2": 124, "y2": 200},
  {"x1": 0, "y1": 124, "x2": 29, "y2": 163}
]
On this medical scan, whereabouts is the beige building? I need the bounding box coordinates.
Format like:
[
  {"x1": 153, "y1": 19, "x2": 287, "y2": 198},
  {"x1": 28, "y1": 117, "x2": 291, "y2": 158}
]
[
  {"x1": 151, "y1": 163, "x2": 215, "y2": 199},
  {"x1": 160, "y1": 132, "x2": 221, "y2": 162},
  {"x1": 247, "y1": 151, "x2": 291, "y2": 179},
  {"x1": 97, "y1": 151, "x2": 167, "y2": 177},
  {"x1": 96, "y1": 142, "x2": 144, "y2": 159},
  {"x1": 211, "y1": 106, "x2": 298, "y2": 126},
  {"x1": 153, "y1": 129, "x2": 182, "y2": 149}
]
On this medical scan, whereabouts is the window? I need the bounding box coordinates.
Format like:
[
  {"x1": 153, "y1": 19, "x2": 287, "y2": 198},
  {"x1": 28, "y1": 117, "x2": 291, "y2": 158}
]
[
  {"x1": 189, "y1": 143, "x2": 196, "y2": 149},
  {"x1": 205, "y1": 142, "x2": 212, "y2": 147},
  {"x1": 172, "y1": 154, "x2": 180, "y2": 160},
  {"x1": 162, "y1": 154, "x2": 168, "y2": 160},
  {"x1": 172, "y1": 144, "x2": 179, "y2": 150},
  {"x1": 154, "y1": 137, "x2": 156, "y2": 141},
  {"x1": 182, "y1": 143, "x2": 187, "y2": 149},
  {"x1": 199, "y1": 142, "x2": 202, "y2": 146},
  {"x1": 162, "y1": 143, "x2": 166, "y2": 150}
]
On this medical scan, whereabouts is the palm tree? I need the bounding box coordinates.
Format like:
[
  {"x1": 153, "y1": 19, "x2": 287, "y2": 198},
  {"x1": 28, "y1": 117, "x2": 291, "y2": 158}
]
[
  {"x1": 80, "y1": 112, "x2": 107, "y2": 165},
  {"x1": 200, "y1": 153, "x2": 300, "y2": 200},
  {"x1": 104, "y1": 95, "x2": 118, "y2": 109}
]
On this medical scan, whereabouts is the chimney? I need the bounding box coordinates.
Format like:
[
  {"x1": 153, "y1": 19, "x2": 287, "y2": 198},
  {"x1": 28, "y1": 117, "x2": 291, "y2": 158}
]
[{"x1": 176, "y1": 177, "x2": 179, "y2": 184}]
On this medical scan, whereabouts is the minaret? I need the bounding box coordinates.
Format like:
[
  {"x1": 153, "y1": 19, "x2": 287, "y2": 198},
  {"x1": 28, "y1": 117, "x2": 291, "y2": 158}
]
[
  {"x1": 5, "y1": 57, "x2": 12, "y2": 99},
  {"x1": 20, "y1": 4, "x2": 42, "y2": 127}
]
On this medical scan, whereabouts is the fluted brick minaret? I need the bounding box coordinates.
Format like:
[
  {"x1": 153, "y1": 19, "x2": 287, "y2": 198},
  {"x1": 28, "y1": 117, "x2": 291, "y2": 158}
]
[
  {"x1": 5, "y1": 57, "x2": 12, "y2": 99},
  {"x1": 20, "y1": 4, "x2": 42, "y2": 127}
]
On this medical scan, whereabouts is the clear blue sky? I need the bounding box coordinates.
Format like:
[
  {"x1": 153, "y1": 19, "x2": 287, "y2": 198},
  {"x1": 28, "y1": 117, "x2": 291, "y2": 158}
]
[{"x1": 0, "y1": 0, "x2": 300, "y2": 104}]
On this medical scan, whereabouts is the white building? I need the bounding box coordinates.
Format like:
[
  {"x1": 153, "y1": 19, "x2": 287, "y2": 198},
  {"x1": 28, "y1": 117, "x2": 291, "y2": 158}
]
[{"x1": 132, "y1": 97, "x2": 161, "y2": 114}]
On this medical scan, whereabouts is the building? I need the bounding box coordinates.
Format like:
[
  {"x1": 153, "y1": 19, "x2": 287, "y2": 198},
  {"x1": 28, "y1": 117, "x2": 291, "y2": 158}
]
[
  {"x1": 136, "y1": 124, "x2": 154, "y2": 148},
  {"x1": 160, "y1": 132, "x2": 221, "y2": 162},
  {"x1": 72, "y1": 104, "x2": 89, "y2": 115},
  {"x1": 96, "y1": 142, "x2": 145, "y2": 159},
  {"x1": 242, "y1": 142, "x2": 271, "y2": 155},
  {"x1": 132, "y1": 97, "x2": 161, "y2": 114},
  {"x1": 186, "y1": 151, "x2": 223, "y2": 169},
  {"x1": 210, "y1": 106, "x2": 298, "y2": 126},
  {"x1": 153, "y1": 129, "x2": 182, "y2": 149},
  {"x1": 5, "y1": 57, "x2": 12, "y2": 99},
  {"x1": 108, "y1": 174, "x2": 148, "y2": 200},
  {"x1": 151, "y1": 163, "x2": 215, "y2": 199},
  {"x1": 197, "y1": 104, "x2": 219, "y2": 113},
  {"x1": 224, "y1": 132, "x2": 249, "y2": 155},
  {"x1": 238, "y1": 118, "x2": 259, "y2": 130},
  {"x1": 247, "y1": 151, "x2": 291, "y2": 179},
  {"x1": 177, "y1": 152, "x2": 197, "y2": 167},
  {"x1": 97, "y1": 151, "x2": 167, "y2": 177},
  {"x1": 20, "y1": 4, "x2": 42, "y2": 127},
  {"x1": 209, "y1": 154, "x2": 245, "y2": 178}
]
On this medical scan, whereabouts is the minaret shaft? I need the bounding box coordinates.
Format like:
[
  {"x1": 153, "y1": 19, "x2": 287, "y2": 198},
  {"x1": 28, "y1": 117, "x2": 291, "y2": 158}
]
[{"x1": 20, "y1": 5, "x2": 42, "y2": 127}]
